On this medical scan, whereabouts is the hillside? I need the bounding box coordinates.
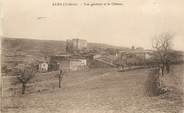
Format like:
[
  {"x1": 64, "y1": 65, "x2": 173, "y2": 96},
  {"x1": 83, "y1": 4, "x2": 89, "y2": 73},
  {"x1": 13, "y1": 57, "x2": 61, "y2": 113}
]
[
  {"x1": 2, "y1": 37, "x2": 129, "y2": 57},
  {"x1": 1, "y1": 37, "x2": 129, "y2": 70},
  {"x1": 88, "y1": 42, "x2": 128, "y2": 50},
  {"x1": 2, "y1": 37, "x2": 67, "y2": 57}
]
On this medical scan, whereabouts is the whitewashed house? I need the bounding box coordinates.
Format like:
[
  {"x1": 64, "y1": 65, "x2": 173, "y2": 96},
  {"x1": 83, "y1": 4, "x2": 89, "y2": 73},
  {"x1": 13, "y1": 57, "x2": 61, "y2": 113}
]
[{"x1": 39, "y1": 62, "x2": 48, "y2": 72}]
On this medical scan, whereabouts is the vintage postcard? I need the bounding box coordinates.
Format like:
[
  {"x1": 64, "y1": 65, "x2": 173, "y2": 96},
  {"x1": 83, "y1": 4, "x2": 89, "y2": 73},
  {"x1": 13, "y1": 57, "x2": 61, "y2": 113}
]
[{"x1": 1, "y1": 0, "x2": 184, "y2": 113}]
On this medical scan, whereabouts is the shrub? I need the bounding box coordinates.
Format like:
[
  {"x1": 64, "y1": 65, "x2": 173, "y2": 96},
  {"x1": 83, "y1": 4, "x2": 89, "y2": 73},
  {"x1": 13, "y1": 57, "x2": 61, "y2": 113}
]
[{"x1": 145, "y1": 68, "x2": 166, "y2": 96}]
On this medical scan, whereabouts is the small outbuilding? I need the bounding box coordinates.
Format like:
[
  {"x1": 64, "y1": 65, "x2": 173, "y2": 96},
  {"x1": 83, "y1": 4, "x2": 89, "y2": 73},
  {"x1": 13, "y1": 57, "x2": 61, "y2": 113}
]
[{"x1": 39, "y1": 62, "x2": 48, "y2": 72}]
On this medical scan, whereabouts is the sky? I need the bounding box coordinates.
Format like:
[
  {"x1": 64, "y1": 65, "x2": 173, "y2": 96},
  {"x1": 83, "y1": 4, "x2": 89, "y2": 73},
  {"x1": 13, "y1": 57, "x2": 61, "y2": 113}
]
[{"x1": 1, "y1": 0, "x2": 184, "y2": 50}]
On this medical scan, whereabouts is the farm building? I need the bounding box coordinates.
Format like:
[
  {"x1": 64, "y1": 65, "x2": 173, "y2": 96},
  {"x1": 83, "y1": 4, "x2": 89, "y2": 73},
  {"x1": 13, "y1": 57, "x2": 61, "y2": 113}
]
[
  {"x1": 116, "y1": 49, "x2": 153, "y2": 66},
  {"x1": 69, "y1": 59, "x2": 87, "y2": 71},
  {"x1": 49, "y1": 55, "x2": 88, "y2": 72}
]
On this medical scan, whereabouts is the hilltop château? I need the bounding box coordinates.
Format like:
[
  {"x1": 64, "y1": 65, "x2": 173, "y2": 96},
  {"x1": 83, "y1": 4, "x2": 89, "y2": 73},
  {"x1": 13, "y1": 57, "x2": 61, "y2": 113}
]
[{"x1": 66, "y1": 39, "x2": 88, "y2": 53}]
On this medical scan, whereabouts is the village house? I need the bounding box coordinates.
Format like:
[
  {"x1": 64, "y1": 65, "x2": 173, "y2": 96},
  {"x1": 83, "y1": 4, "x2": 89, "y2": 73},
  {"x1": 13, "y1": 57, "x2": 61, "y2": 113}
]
[
  {"x1": 69, "y1": 59, "x2": 87, "y2": 71},
  {"x1": 116, "y1": 49, "x2": 153, "y2": 66},
  {"x1": 49, "y1": 54, "x2": 88, "y2": 72},
  {"x1": 37, "y1": 56, "x2": 50, "y2": 72},
  {"x1": 39, "y1": 62, "x2": 49, "y2": 72}
]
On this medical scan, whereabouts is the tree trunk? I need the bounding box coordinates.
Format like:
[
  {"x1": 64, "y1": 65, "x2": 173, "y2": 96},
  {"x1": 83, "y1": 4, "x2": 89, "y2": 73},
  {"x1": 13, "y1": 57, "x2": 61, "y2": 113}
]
[
  {"x1": 59, "y1": 75, "x2": 61, "y2": 88},
  {"x1": 161, "y1": 64, "x2": 164, "y2": 76},
  {"x1": 58, "y1": 70, "x2": 64, "y2": 88},
  {"x1": 22, "y1": 83, "x2": 26, "y2": 94},
  {"x1": 166, "y1": 61, "x2": 170, "y2": 73}
]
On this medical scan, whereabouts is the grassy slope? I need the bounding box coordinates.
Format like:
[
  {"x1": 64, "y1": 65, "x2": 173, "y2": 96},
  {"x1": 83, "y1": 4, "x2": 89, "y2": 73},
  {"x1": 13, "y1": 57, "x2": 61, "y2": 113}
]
[{"x1": 2, "y1": 65, "x2": 184, "y2": 113}]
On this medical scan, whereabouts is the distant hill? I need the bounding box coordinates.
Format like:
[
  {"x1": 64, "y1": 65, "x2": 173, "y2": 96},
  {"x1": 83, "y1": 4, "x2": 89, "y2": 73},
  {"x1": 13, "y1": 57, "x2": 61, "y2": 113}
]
[
  {"x1": 2, "y1": 37, "x2": 67, "y2": 57},
  {"x1": 88, "y1": 42, "x2": 128, "y2": 51},
  {"x1": 2, "y1": 37, "x2": 128, "y2": 57},
  {"x1": 1, "y1": 37, "x2": 130, "y2": 61}
]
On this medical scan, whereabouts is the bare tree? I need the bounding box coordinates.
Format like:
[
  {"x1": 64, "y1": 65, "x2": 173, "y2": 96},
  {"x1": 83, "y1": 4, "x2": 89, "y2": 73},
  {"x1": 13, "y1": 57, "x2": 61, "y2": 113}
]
[
  {"x1": 152, "y1": 32, "x2": 174, "y2": 76},
  {"x1": 15, "y1": 64, "x2": 36, "y2": 94}
]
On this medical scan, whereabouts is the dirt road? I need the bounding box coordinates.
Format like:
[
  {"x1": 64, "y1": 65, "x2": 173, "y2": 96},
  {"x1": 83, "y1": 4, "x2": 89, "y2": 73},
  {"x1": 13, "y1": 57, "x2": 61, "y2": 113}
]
[{"x1": 2, "y1": 68, "x2": 183, "y2": 113}]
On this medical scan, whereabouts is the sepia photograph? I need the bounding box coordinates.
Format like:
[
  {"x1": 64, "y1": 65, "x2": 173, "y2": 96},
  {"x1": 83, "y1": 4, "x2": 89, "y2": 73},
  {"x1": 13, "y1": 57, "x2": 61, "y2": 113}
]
[{"x1": 1, "y1": 0, "x2": 184, "y2": 113}]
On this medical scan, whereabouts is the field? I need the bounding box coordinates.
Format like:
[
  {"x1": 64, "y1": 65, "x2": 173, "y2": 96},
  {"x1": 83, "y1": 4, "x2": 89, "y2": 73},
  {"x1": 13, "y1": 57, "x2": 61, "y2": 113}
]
[{"x1": 1, "y1": 65, "x2": 184, "y2": 113}]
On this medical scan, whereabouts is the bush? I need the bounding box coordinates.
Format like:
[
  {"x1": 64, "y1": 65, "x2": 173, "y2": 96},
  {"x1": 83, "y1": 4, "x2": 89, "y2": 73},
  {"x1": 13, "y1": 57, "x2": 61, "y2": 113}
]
[{"x1": 145, "y1": 68, "x2": 168, "y2": 96}]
